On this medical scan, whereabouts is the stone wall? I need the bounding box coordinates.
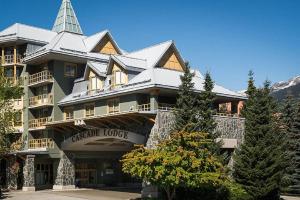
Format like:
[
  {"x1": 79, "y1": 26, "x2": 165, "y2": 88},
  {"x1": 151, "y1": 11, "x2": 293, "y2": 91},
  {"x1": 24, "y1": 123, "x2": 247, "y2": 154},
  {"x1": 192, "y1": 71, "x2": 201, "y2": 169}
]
[
  {"x1": 214, "y1": 115, "x2": 245, "y2": 145},
  {"x1": 23, "y1": 155, "x2": 35, "y2": 191},
  {"x1": 6, "y1": 156, "x2": 17, "y2": 190},
  {"x1": 146, "y1": 111, "x2": 245, "y2": 148},
  {"x1": 53, "y1": 153, "x2": 75, "y2": 189},
  {"x1": 146, "y1": 111, "x2": 174, "y2": 149}
]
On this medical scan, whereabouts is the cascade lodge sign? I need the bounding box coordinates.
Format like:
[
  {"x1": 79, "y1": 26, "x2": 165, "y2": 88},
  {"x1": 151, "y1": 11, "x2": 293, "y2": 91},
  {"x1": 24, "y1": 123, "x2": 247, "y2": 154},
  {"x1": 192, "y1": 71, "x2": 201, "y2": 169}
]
[
  {"x1": 71, "y1": 129, "x2": 129, "y2": 143},
  {"x1": 62, "y1": 128, "x2": 145, "y2": 151}
]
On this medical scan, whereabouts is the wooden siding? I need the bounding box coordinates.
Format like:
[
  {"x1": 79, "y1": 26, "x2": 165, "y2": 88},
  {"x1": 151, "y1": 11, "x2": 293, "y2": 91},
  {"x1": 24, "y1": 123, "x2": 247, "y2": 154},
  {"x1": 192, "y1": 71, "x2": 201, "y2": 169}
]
[
  {"x1": 95, "y1": 35, "x2": 119, "y2": 55},
  {"x1": 158, "y1": 48, "x2": 184, "y2": 71}
]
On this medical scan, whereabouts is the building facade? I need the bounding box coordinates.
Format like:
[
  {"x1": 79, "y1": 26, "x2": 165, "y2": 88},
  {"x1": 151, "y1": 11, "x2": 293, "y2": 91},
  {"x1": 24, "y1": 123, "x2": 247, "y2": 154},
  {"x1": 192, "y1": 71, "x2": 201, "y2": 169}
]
[{"x1": 0, "y1": 0, "x2": 246, "y2": 192}]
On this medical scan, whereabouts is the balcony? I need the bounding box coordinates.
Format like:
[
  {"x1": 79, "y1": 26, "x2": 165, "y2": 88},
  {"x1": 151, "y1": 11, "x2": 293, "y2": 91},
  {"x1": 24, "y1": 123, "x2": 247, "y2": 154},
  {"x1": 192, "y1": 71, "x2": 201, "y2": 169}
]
[
  {"x1": 5, "y1": 77, "x2": 24, "y2": 86},
  {"x1": 0, "y1": 54, "x2": 24, "y2": 65},
  {"x1": 29, "y1": 117, "x2": 52, "y2": 131},
  {"x1": 28, "y1": 70, "x2": 53, "y2": 87},
  {"x1": 28, "y1": 138, "x2": 54, "y2": 150},
  {"x1": 137, "y1": 104, "x2": 151, "y2": 112},
  {"x1": 29, "y1": 94, "x2": 53, "y2": 109},
  {"x1": 158, "y1": 103, "x2": 175, "y2": 111}
]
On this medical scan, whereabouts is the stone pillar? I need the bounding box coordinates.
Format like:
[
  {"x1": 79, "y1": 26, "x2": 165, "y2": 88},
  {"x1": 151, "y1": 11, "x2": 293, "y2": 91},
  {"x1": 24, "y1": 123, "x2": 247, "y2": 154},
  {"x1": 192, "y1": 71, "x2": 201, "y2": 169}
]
[
  {"x1": 53, "y1": 152, "x2": 75, "y2": 190},
  {"x1": 150, "y1": 89, "x2": 159, "y2": 111},
  {"x1": 6, "y1": 156, "x2": 18, "y2": 190},
  {"x1": 22, "y1": 155, "x2": 35, "y2": 191}
]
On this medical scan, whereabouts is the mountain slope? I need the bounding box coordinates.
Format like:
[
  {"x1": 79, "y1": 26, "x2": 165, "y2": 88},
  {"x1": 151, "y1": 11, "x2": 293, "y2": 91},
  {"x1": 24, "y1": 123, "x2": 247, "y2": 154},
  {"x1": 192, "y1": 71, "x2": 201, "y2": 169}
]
[{"x1": 271, "y1": 76, "x2": 300, "y2": 101}]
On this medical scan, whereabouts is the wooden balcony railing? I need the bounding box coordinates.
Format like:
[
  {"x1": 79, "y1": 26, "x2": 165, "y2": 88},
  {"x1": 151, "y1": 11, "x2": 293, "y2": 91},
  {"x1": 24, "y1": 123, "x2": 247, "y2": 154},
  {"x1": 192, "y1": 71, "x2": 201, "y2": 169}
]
[
  {"x1": 215, "y1": 112, "x2": 240, "y2": 118},
  {"x1": 28, "y1": 70, "x2": 53, "y2": 86},
  {"x1": 29, "y1": 138, "x2": 54, "y2": 149},
  {"x1": 137, "y1": 104, "x2": 151, "y2": 112},
  {"x1": 158, "y1": 103, "x2": 175, "y2": 111},
  {"x1": 1, "y1": 54, "x2": 23, "y2": 65},
  {"x1": 29, "y1": 94, "x2": 53, "y2": 107},
  {"x1": 29, "y1": 117, "x2": 52, "y2": 129},
  {"x1": 5, "y1": 77, "x2": 24, "y2": 86}
]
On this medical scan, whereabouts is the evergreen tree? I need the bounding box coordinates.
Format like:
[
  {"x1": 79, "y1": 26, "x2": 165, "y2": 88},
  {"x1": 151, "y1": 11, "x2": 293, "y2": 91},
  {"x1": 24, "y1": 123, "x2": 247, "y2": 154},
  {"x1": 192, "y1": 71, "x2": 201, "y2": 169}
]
[
  {"x1": 197, "y1": 72, "x2": 216, "y2": 136},
  {"x1": 281, "y1": 94, "x2": 297, "y2": 190},
  {"x1": 173, "y1": 63, "x2": 197, "y2": 132},
  {"x1": 233, "y1": 78, "x2": 286, "y2": 200},
  {"x1": 286, "y1": 102, "x2": 300, "y2": 194}
]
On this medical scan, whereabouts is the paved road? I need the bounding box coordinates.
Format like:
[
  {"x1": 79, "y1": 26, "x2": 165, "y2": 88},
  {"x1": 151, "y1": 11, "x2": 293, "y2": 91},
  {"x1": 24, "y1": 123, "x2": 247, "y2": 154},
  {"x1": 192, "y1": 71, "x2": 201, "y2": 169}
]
[
  {"x1": 2, "y1": 189, "x2": 300, "y2": 200},
  {"x1": 282, "y1": 196, "x2": 300, "y2": 200},
  {"x1": 1, "y1": 188, "x2": 141, "y2": 200}
]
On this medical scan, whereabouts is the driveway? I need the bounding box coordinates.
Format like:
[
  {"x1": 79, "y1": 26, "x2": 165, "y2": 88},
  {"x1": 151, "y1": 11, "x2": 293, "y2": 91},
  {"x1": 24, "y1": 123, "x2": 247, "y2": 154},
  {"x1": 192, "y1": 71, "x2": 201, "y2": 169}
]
[
  {"x1": 1, "y1": 188, "x2": 141, "y2": 200},
  {"x1": 2, "y1": 189, "x2": 300, "y2": 200}
]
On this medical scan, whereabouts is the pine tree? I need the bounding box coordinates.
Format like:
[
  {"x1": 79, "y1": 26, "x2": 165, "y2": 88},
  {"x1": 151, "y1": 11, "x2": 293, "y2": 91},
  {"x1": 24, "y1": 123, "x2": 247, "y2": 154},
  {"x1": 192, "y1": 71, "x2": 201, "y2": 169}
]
[
  {"x1": 286, "y1": 102, "x2": 300, "y2": 194},
  {"x1": 281, "y1": 94, "x2": 297, "y2": 191},
  {"x1": 197, "y1": 72, "x2": 216, "y2": 136},
  {"x1": 173, "y1": 63, "x2": 197, "y2": 132},
  {"x1": 233, "y1": 78, "x2": 286, "y2": 200}
]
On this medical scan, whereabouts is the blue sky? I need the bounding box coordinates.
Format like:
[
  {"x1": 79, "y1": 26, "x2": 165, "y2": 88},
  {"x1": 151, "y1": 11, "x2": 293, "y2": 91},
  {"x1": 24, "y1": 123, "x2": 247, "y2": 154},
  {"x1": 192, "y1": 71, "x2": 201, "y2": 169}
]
[{"x1": 1, "y1": 0, "x2": 299, "y2": 91}]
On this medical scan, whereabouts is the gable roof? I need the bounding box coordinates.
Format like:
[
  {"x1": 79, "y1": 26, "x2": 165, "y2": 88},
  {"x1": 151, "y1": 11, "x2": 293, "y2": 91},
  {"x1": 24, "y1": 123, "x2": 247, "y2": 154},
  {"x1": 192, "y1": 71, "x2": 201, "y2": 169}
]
[
  {"x1": 84, "y1": 60, "x2": 108, "y2": 78},
  {"x1": 106, "y1": 55, "x2": 147, "y2": 73},
  {"x1": 125, "y1": 40, "x2": 185, "y2": 70},
  {"x1": 83, "y1": 30, "x2": 108, "y2": 52},
  {"x1": 83, "y1": 30, "x2": 122, "y2": 54},
  {"x1": 0, "y1": 23, "x2": 57, "y2": 44},
  {"x1": 52, "y1": 0, "x2": 83, "y2": 35}
]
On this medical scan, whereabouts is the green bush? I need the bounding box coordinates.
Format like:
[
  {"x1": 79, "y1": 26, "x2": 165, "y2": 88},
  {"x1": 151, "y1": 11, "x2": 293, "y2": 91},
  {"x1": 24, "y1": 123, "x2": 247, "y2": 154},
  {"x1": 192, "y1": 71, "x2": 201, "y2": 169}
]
[
  {"x1": 225, "y1": 181, "x2": 251, "y2": 200},
  {"x1": 174, "y1": 181, "x2": 251, "y2": 200}
]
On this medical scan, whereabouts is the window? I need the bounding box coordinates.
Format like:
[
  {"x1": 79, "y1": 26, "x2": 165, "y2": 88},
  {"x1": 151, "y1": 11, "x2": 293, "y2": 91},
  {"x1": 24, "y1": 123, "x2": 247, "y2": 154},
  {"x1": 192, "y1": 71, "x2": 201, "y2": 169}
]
[
  {"x1": 64, "y1": 107, "x2": 74, "y2": 120},
  {"x1": 114, "y1": 71, "x2": 127, "y2": 86},
  {"x1": 64, "y1": 63, "x2": 77, "y2": 77},
  {"x1": 85, "y1": 104, "x2": 95, "y2": 117},
  {"x1": 107, "y1": 98, "x2": 120, "y2": 113},
  {"x1": 89, "y1": 76, "x2": 102, "y2": 91}
]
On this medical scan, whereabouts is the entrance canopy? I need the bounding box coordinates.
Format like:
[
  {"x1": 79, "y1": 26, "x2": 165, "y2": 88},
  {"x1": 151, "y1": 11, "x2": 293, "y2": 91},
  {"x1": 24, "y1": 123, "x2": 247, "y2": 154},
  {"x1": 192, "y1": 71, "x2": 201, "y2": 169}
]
[{"x1": 61, "y1": 128, "x2": 146, "y2": 151}]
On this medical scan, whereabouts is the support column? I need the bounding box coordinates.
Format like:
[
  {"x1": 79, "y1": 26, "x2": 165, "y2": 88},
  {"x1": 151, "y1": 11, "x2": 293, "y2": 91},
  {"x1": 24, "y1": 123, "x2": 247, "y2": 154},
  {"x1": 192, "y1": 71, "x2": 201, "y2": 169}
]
[
  {"x1": 150, "y1": 89, "x2": 159, "y2": 111},
  {"x1": 13, "y1": 45, "x2": 17, "y2": 84},
  {"x1": 6, "y1": 156, "x2": 18, "y2": 190},
  {"x1": 53, "y1": 152, "x2": 75, "y2": 190},
  {"x1": 22, "y1": 155, "x2": 35, "y2": 191}
]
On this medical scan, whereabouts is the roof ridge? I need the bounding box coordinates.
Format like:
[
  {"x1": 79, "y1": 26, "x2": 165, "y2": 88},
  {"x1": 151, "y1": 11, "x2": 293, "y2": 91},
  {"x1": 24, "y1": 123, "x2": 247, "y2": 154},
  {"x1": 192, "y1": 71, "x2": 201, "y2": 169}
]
[
  {"x1": 9, "y1": 23, "x2": 56, "y2": 33},
  {"x1": 86, "y1": 30, "x2": 108, "y2": 38},
  {"x1": 115, "y1": 54, "x2": 147, "y2": 62},
  {"x1": 127, "y1": 40, "x2": 173, "y2": 55}
]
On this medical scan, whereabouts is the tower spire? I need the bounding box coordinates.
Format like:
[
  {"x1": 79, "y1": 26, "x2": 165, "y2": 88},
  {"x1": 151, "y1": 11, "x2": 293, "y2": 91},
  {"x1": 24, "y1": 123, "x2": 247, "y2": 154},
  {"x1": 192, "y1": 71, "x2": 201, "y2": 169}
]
[{"x1": 52, "y1": 0, "x2": 83, "y2": 35}]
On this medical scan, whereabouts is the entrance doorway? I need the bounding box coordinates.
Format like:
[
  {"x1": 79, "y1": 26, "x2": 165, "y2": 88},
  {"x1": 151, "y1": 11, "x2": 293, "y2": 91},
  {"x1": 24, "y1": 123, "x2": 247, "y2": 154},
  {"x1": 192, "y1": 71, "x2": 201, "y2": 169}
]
[
  {"x1": 35, "y1": 163, "x2": 53, "y2": 189},
  {"x1": 75, "y1": 162, "x2": 97, "y2": 187},
  {"x1": 74, "y1": 156, "x2": 140, "y2": 188}
]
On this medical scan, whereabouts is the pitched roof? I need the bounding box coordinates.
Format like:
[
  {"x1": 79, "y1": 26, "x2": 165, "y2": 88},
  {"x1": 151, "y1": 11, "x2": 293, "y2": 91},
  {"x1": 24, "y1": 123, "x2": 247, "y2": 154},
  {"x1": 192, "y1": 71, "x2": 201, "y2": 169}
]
[
  {"x1": 85, "y1": 61, "x2": 108, "y2": 78},
  {"x1": 0, "y1": 23, "x2": 57, "y2": 44},
  {"x1": 125, "y1": 40, "x2": 173, "y2": 68},
  {"x1": 83, "y1": 30, "x2": 108, "y2": 52},
  {"x1": 58, "y1": 67, "x2": 245, "y2": 105},
  {"x1": 107, "y1": 55, "x2": 147, "y2": 72},
  {"x1": 121, "y1": 68, "x2": 244, "y2": 98},
  {"x1": 52, "y1": 0, "x2": 83, "y2": 35}
]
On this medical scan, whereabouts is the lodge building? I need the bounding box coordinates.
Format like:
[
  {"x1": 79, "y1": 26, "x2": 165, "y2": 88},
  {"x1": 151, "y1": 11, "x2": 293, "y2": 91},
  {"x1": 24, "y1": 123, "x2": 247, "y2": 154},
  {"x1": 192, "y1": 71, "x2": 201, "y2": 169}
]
[{"x1": 0, "y1": 0, "x2": 246, "y2": 193}]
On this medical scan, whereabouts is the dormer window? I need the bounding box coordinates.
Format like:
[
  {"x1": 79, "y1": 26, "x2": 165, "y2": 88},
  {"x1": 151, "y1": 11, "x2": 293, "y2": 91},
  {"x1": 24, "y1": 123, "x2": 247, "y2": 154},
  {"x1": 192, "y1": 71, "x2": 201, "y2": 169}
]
[
  {"x1": 114, "y1": 70, "x2": 127, "y2": 85},
  {"x1": 88, "y1": 70, "x2": 103, "y2": 94}
]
